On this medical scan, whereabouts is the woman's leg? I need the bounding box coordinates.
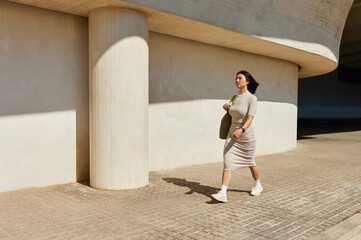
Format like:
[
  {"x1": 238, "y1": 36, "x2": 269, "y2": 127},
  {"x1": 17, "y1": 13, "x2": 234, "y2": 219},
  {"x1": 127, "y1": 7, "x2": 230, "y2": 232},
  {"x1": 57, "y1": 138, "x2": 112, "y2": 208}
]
[
  {"x1": 249, "y1": 165, "x2": 263, "y2": 195},
  {"x1": 249, "y1": 166, "x2": 260, "y2": 180},
  {"x1": 222, "y1": 170, "x2": 232, "y2": 186},
  {"x1": 211, "y1": 170, "x2": 232, "y2": 202}
]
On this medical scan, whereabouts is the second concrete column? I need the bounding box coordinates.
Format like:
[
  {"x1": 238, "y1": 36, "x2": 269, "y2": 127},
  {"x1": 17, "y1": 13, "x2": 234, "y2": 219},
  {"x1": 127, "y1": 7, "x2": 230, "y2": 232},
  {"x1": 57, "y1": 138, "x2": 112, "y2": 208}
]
[{"x1": 89, "y1": 8, "x2": 149, "y2": 190}]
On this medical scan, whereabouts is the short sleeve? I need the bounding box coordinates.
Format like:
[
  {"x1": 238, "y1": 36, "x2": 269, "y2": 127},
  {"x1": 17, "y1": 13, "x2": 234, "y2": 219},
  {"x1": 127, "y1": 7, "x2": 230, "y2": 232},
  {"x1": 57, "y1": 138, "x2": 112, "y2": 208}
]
[{"x1": 248, "y1": 95, "x2": 257, "y2": 117}]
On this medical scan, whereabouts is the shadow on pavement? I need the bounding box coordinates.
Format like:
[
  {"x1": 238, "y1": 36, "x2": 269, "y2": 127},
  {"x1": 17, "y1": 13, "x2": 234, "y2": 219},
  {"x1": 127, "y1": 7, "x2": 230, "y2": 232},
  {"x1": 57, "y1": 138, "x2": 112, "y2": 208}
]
[
  {"x1": 297, "y1": 120, "x2": 361, "y2": 140},
  {"x1": 162, "y1": 178, "x2": 250, "y2": 204}
]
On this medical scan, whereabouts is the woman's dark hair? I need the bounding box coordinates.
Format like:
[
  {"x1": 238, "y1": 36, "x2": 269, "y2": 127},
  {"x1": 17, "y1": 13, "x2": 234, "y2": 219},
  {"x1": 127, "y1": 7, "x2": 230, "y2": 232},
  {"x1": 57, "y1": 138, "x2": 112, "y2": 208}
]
[{"x1": 236, "y1": 70, "x2": 259, "y2": 94}]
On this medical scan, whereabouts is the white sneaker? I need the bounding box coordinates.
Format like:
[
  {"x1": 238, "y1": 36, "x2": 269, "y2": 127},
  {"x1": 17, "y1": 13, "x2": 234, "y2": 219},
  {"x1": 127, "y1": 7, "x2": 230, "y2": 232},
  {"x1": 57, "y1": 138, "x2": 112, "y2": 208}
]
[
  {"x1": 211, "y1": 191, "x2": 228, "y2": 202},
  {"x1": 250, "y1": 185, "x2": 263, "y2": 196}
]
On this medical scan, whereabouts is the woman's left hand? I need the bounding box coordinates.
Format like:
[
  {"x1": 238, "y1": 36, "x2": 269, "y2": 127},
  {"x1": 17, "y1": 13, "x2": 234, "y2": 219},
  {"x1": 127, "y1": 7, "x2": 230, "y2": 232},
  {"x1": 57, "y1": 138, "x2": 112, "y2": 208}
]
[{"x1": 232, "y1": 129, "x2": 243, "y2": 139}]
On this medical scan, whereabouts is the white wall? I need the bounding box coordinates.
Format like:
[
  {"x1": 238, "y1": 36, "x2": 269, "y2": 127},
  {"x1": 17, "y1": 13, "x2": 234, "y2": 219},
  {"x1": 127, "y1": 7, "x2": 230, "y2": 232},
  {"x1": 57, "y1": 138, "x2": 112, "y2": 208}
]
[
  {"x1": 0, "y1": 1, "x2": 300, "y2": 192},
  {"x1": 0, "y1": 1, "x2": 89, "y2": 192},
  {"x1": 148, "y1": 33, "x2": 298, "y2": 171}
]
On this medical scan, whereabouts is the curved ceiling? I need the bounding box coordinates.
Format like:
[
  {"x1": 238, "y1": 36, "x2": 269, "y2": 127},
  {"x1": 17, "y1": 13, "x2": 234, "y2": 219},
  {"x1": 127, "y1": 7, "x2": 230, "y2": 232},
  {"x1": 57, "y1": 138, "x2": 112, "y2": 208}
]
[{"x1": 340, "y1": 0, "x2": 361, "y2": 68}]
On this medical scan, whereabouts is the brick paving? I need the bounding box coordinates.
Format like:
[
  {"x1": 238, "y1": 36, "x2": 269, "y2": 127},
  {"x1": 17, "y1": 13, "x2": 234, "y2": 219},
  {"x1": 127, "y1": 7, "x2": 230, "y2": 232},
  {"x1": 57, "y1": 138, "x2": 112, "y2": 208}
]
[{"x1": 0, "y1": 123, "x2": 361, "y2": 240}]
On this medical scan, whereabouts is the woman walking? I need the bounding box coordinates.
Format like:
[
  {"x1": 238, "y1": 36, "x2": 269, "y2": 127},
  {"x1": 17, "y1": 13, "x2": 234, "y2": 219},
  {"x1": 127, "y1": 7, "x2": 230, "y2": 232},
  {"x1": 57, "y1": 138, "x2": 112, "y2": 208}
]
[{"x1": 211, "y1": 70, "x2": 261, "y2": 203}]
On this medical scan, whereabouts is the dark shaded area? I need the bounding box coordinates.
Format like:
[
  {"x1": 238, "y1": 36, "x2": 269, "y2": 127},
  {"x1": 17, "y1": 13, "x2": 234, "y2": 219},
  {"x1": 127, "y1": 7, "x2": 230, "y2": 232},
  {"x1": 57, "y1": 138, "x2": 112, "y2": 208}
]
[
  {"x1": 163, "y1": 177, "x2": 250, "y2": 204},
  {"x1": 79, "y1": 181, "x2": 90, "y2": 187},
  {"x1": 298, "y1": 65, "x2": 361, "y2": 124},
  {"x1": 298, "y1": 70, "x2": 361, "y2": 113},
  {"x1": 338, "y1": 65, "x2": 361, "y2": 83},
  {"x1": 297, "y1": 120, "x2": 361, "y2": 140}
]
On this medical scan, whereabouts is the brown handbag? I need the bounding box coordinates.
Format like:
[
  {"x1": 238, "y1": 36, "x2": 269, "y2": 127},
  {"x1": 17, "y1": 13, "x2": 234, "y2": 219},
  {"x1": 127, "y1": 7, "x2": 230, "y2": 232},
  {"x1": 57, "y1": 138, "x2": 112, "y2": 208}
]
[{"x1": 219, "y1": 95, "x2": 236, "y2": 139}]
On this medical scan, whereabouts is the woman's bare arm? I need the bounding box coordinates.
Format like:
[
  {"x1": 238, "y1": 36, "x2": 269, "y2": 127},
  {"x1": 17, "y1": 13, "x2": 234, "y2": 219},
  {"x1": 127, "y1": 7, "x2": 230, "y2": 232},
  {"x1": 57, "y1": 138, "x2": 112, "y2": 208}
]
[{"x1": 242, "y1": 115, "x2": 254, "y2": 130}]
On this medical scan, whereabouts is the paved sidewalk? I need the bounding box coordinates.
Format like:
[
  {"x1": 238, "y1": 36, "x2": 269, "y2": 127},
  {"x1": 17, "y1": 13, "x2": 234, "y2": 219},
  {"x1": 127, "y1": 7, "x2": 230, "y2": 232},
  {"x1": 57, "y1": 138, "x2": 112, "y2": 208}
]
[
  {"x1": 311, "y1": 213, "x2": 361, "y2": 240},
  {"x1": 1, "y1": 123, "x2": 361, "y2": 239}
]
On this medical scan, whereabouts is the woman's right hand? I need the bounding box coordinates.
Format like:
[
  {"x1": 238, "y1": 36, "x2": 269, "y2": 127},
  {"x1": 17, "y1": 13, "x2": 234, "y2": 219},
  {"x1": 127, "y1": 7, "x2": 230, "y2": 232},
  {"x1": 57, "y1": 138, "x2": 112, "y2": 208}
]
[{"x1": 223, "y1": 103, "x2": 230, "y2": 111}]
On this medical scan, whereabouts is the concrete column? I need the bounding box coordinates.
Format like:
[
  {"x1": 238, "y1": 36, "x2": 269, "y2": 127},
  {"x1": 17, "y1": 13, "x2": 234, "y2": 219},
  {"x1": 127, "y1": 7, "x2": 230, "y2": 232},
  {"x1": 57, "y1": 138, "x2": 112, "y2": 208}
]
[{"x1": 89, "y1": 8, "x2": 148, "y2": 190}]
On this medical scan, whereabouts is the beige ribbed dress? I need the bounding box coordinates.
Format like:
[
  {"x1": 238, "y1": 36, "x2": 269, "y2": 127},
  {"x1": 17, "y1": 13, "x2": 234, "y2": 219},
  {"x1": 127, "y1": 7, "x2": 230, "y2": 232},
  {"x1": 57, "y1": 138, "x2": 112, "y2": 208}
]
[{"x1": 223, "y1": 91, "x2": 257, "y2": 170}]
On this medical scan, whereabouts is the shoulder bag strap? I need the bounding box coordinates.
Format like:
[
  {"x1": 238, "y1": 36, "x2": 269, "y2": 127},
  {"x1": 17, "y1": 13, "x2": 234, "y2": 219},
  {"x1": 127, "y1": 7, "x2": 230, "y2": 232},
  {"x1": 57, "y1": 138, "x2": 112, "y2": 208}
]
[{"x1": 229, "y1": 95, "x2": 236, "y2": 105}]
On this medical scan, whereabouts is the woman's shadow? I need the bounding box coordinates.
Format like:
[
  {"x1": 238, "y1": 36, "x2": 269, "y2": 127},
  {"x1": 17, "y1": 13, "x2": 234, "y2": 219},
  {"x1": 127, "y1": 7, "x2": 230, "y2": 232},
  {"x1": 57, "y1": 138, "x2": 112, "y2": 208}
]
[{"x1": 162, "y1": 177, "x2": 250, "y2": 204}]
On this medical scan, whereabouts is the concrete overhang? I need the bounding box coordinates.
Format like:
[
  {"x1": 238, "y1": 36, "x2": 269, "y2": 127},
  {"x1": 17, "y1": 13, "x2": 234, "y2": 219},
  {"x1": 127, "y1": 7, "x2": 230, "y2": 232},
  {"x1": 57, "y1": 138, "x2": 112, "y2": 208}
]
[{"x1": 6, "y1": 0, "x2": 354, "y2": 78}]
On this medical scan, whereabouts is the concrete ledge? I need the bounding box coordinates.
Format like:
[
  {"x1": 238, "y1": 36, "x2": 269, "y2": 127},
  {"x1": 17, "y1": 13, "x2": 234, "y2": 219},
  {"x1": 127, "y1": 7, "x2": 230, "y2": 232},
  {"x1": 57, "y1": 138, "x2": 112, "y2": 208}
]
[
  {"x1": 6, "y1": 0, "x2": 353, "y2": 78},
  {"x1": 311, "y1": 213, "x2": 361, "y2": 240}
]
